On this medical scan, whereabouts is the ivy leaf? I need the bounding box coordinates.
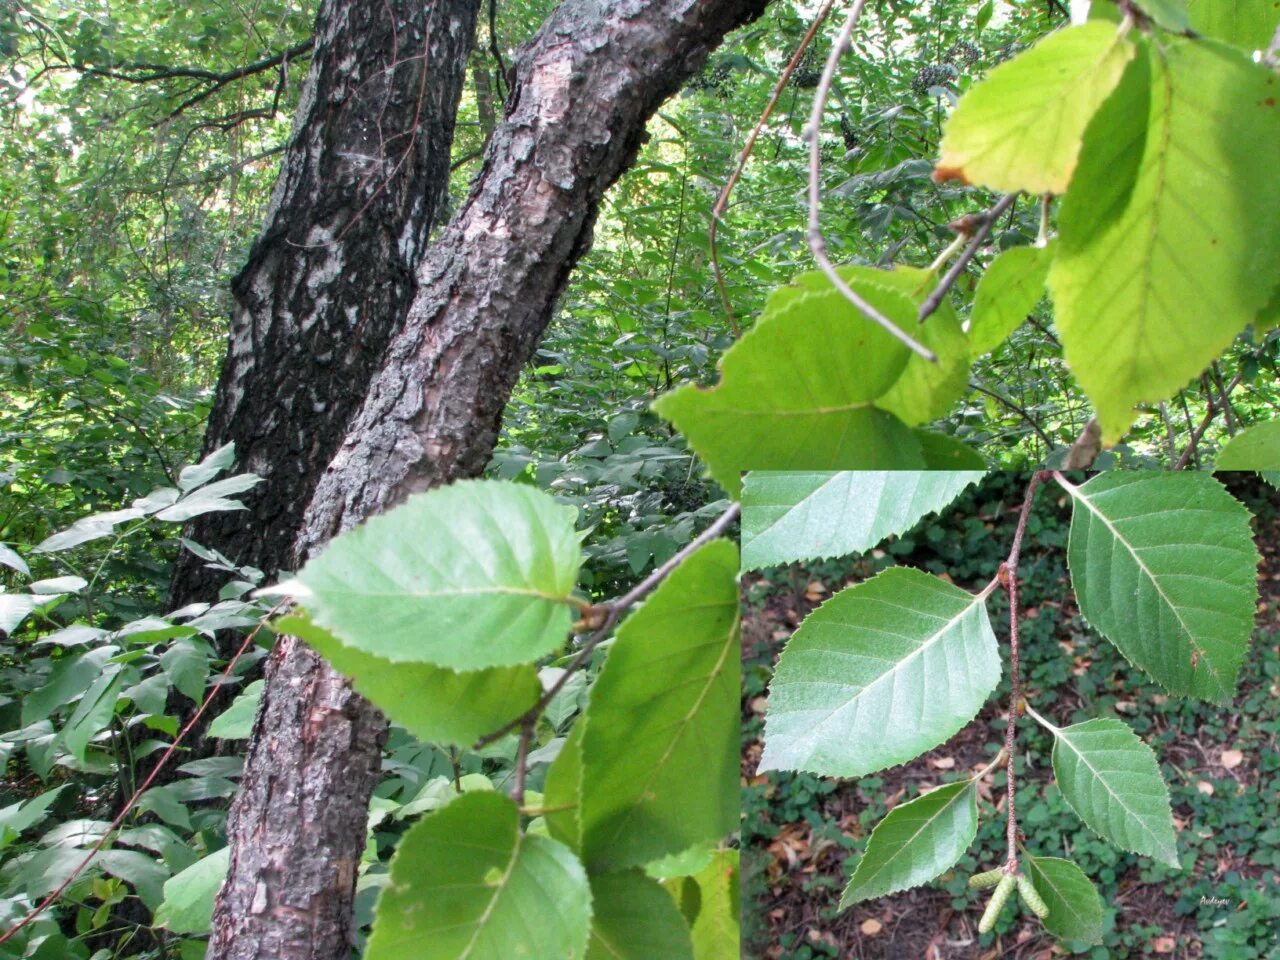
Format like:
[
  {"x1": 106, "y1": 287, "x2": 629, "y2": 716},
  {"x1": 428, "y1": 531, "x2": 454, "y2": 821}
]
[
  {"x1": 839, "y1": 779, "x2": 979, "y2": 907},
  {"x1": 288, "y1": 479, "x2": 583, "y2": 670},
  {"x1": 365, "y1": 792, "x2": 591, "y2": 960},
  {"x1": 653, "y1": 283, "x2": 926, "y2": 496},
  {"x1": 689, "y1": 850, "x2": 738, "y2": 960},
  {"x1": 762, "y1": 566, "x2": 1000, "y2": 777},
  {"x1": 1215, "y1": 420, "x2": 1280, "y2": 469},
  {"x1": 580, "y1": 539, "x2": 739, "y2": 871},
  {"x1": 934, "y1": 22, "x2": 1135, "y2": 193},
  {"x1": 1025, "y1": 855, "x2": 1105, "y2": 944},
  {"x1": 586, "y1": 871, "x2": 693, "y2": 960},
  {"x1": 1043, "y1": 716, "x2": 1179, "y2": 867},
  {"x1": 1188, "y1": 0, "x2": 1279, "y2": 51},
  {"x1": 1063, "y1": 472, "x2": 1258, "y2": 702},
  {"x1": 740, "y1": 471, "x2": 984, "y2": 570},
  {"x1": 969, "y1": 244, "x2": 1054, "y2": 356},
  {"x1": 1050, "y1": 40, "x2": 1280, "y2": 444},
  {"x1": 278, "y1": 614, "x2": 540, "y2": 748}
]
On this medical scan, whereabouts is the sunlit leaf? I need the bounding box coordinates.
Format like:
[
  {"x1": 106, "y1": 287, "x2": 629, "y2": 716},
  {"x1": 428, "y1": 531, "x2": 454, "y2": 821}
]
[
  {"x1": 969, "y1": 243, "x2": 1054, "y2": 356},
  {"x1": 1215, "y1": 420, "x2": 1280, "y2": 469}
]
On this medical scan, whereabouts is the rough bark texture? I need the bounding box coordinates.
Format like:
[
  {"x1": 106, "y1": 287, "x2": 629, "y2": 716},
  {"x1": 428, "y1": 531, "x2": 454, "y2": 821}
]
[
  {"x1": 168, "y1": 0, "x2": 479, "y2": 610},
  {"x1": 209, "y1": 2, "x2": 770, "y2": 958}
]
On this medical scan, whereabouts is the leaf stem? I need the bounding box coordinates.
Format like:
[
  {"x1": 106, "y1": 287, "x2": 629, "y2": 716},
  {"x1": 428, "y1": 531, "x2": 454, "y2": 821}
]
[
  {"x1": 1023, "y1": 702, "x2": 1060, "y2": 734},
  {"x1": 917, "y1": 192, "x2": 1018, "y2": 325}
]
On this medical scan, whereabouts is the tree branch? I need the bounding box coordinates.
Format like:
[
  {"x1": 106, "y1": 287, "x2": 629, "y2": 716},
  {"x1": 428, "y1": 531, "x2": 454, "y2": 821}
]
[{"x1": 918, "y1": 192, "x2": 1018, "y2": 324}]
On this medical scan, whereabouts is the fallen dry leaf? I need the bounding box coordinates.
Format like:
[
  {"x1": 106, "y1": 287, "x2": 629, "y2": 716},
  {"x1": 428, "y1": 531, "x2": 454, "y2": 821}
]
[
  {"x1": 930, "y1": 756, "x2": 957, "y2": 769},
  {"x1": 860, "y1": 918, "x2": 883, "y2": 936},
  {"x1": 1197, "y1": 781, "x2": 1215, "y2": 796},
  {"x1": 1220, "y1": 749, "x2": 1244, "y2": 769},
  {"x1": 1152, "y1": 935, "x2": 1176, "y2": 954}
]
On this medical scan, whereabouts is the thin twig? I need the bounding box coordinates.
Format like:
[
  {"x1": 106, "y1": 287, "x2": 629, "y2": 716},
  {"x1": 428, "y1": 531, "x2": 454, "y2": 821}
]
[
  {"x1": 709, "y1": 0, "x2": 838, "y2": 336},
  {"x1": 969, "y1": 380, "x2": 1053, "y2": 450},
  {"x1": 0, "y1": 602, "x2": 287, "y2": 948},
  {"x1": 512, "y1": 718, "x2": 534, "y2": 805},
  {"x1": 1211, "y1": 361, "x2": 1238, "y2": 436},
  {"x1": 806, "y1": 1, "x2": 935, "y2": 361},
  {"x1": 1174, "y1": 372, "x2": 1243, "y2": 469},
  {"x1": 918, "y1": 193, "x2": 1018, "y2": 323},
  {"x1": 474, "y1": 503, "x2": 741, "y2": 749}
]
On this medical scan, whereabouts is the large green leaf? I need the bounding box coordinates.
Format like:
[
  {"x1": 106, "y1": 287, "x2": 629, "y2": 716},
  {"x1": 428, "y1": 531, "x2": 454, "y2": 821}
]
[
  {"x1": 839, "y1": 778, "x2": 979, "y2": 907},
  {"x1": 688, "y1": 850, "x2": 738, "y2": 960},
  {"x1": 740, "y1": 471, "x2": 984, "y2": 571},
  {"x1": 278, "y1": 614, "x2": 540, "y2": 748},
  {"x1": 934, "y1": 22, "x2": 1135, "y2": 193},
  {"x1": 580, "y1": 540, "x2": 739, "y2": 870},
  {"x1": 365, "y1": 792, "x2": 591, "y2": 960},
  {"x1": 1050, "y1": 39, "x2": 1280, "y2": 443},
  {"x1": 153, "y1": 848, "x2": 230, "y2": 936},
  {"x1": 653, "y1": 282, "x2": 927, "y2": 496},
  {"x1": 1063, "y1": 472, "x2": 1258, "y2": 701},
  {"x1": 968, "y1": 243, "x2": 1054, "y2": 356},
  {"x1": 1044, "y1": 716, "x2": 1179, "y2": 867},
  {"x1": 1025, "y1": 855, "x2": 1105, "y2": 944},
  {"x1": 1215, "y1": 420, "x2": 1280, "y2": 469},
  {"x1": 585, "y1": 871, "x2": 693, "y2": 960},
  {"x1": 1189, "y1": 0, "x2": 1279, "y2": 51},
  {"x1": 762, "y1": 566, "x2": 1000, "y2": 777},
  {"x1": 289, "y1": 479, "x2": 582, "y2": 670}
]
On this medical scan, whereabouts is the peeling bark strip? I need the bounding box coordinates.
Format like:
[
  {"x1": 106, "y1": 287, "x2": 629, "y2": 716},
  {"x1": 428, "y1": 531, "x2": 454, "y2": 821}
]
[
  {"x1": 169, "y1": 0, "x2": 480, "y2": 610},
  {"x1": 209, "y1": 2, "x2": 770, "y2": 958}
]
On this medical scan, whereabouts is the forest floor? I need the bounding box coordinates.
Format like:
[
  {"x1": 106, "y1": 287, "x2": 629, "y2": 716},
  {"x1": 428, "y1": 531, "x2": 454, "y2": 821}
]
[{"x1": 740, "y1": 475, "x2": 1280, "y2": 960}]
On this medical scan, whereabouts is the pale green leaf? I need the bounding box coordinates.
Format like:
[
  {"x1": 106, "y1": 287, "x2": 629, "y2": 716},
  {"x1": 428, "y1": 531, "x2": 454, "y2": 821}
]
[
  {"x1": 0, "y1": 593, "x2": 37, "y2": 635},
  {"x1": 0, "y1": 786, "x2": 66, "y2": 853},
  {"x1": 586, "y1": 870, "x2": 693, "y2": 960},
  {"x1": 29, "y1": 576, "x2": 87, "y2": 595},
  {"x1": 653, "y1": 283, "x2": 927, "y2": 497},
  {"x1": 206, "y1": 681, "x2": 264, "y2": 740},
  {"x1": 762, "y1": 566, "x2": 1000, "y2": 777},
  {"x1": 293, "y1": 479, "x2": 582, "y2": 670},
  {"x1": 1025, "y1": 855, "x2": 1105, "y2": 944},
  {"x1": 1188, "y1": 0, "x2": 1279, "y2": 51},
  {"x1": 1045, "y1": 716, "x2": 1179, "y2": 867},
  {"x1": 1063, "y1": 471, "x2": 1258, "y2": 701},
  {"x1": 1134, "y1": 0, "x2": 1190, "y2": 31},
  {"x1": 279, "y1": 613, "x2": 540, "y2": 748},
  {"x1": 154, "y1": 475, "x2": 263, "y2": 522},
  {"x1": 365, "y1": 792, "x2": 591, "y2": 960},
  {"x1": 969, "y1": 243, "x2": 1054, "y2": 356},
  {"x1": 740, "y1": 471, "x2": 984, "y2": 570},
  {"x1": 580, "y1": 539, "x2": 739, "y2": 870},
  {"x1": 688, "y1": 850, "x2": 738, "y2": 960},
  {"x1": 1050, "y1": 40, "x2": 1280, "y2": 443},
  {"x1": 1215, "y1": 420, "x2": 1280, "y2": 469},
  {"x1": 153, "y1": 848, "x2": 230, "y2": 936},
  {"x1": 935, "y1": 22, "x2": 1135, "y2": 193},
  {"x1": 177, "y1": 442, "x2": 236, "y2": 491},
  {"x1": 839, "y1": 779, "x2": 979, "y2": 907},
  {"x1": 0, "y1": 543, "x2": 28, "y2": 578}
]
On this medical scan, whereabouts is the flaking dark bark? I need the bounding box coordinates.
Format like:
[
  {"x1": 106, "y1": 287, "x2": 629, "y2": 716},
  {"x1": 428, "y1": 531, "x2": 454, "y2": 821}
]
[
  {"x1": 169, "y1": 0, "x2": 479, "y2": 611},
  {"x1": 209, "y1": 1, "x2": 771, "y2": 957}
]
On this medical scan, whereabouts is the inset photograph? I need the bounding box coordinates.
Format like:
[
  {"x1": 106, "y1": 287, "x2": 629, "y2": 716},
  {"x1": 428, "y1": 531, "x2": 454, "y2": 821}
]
[{"x1": 741, "y1": 471, "x2": 1280, "y2": 958}]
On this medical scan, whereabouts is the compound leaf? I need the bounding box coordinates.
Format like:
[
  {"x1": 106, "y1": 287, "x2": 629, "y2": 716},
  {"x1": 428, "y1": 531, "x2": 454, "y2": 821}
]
[
  {"x1": 740, "y1": 471, "x2": 984, "y2": 570},
  {"x1": 1046, "y1": 716, "x2": 1179, "y2": 867},
  {"x1": 839, "y1": 779, "x2": 979, "y2": 907},
  {"x1": 1050, "y1": 39, "x2": 1280, "y2": 443},
  {"x1": 1063, "y1": 471, "x2": 1258, "y2": 701},
  {"x1": 762, "y1": 566, "x2": 1000, "y2": 777},
  {"x1": 580, "y1": 540, "x2": 739, "y2": 871},
  {"x1": 365, "y1": 792, "x2": 591, "y2": 960},
  {"x1": 935, "y1": 22, "x2": 1135, "y2": 193},
  {"x1": 1025, "y1": 855, "x2": 1105, "y2": 944},
  {"x1": 289, "y1": 479, "x2": 582, "y2": 670}
]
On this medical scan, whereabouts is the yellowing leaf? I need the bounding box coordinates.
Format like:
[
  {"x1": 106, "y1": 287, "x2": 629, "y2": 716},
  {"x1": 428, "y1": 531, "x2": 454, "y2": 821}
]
[{"x1": 935, "y1": 22, "x2": 1135, "y2": 193}]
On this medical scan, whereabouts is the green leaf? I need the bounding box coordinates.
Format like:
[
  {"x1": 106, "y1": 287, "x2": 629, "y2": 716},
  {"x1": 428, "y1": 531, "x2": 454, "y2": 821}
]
[
  {"x1": 688, "y1": 850, "x2": 738, "y2": 960},
  {"x1": 206, "y1": 680, "x2": 264, "y2": 740},
  {"x1": 969, "y1": 243, "x2": 1054, "y2": 356},
  {"x1": 1063, "y1": 472, "x2": 1258, "y2": 701},
  {"x1": 62, "y1": 670, "x2": 125, "y2": 763},
  {"x1": 0, "y1": 786, "x2": 66, "y2": 853},
  {"x1": 580, "y1": 540, "x2": 739, "y2": 870},
  {"x1": 176, "y1": 442, "x2": 236, "y2": 491},
  {"x1": 279, "y1": 614, "x2": 539, "y2": 748},
  {"x1": 1044, "y1": 716, "x2": 1179, "y2": 867},
  {"x1": 153, "y1": 848, "x2": 229, "y2": 936},
  {"x1": 23, "y1": 647, "x2": 118, "y2": 725},
  {"x1": 839, "y1": 779, "x2": 979, "y2": 907},
  {"x1": 740, "y1": 471, "x2": 984, "y2": 570},
  {"x1": 935, "y1": 22, "x2": 1135, "y2": 193},
  {"x1": 915, "y1": 430, "x2": 988, "y2": 469},
  {"x1": 1025, "y1": 856, "x2": 1105, "y2": 944},
  {"x1": 365, "y1": 792, "x2": 591, "y2": 960},
  {"x1": 762, "y1": 566, "x2": 1000, "y2": 777},
  {"x1": 586, "y1": 871, "x2": 694, "y2": 960},
  {"x1": 1188, "y1": 0, "x2": 1279, "y2": 51},
  {"x1": 1050, "y1": 39, "x2": 1280, "y2": 444},
  {"x1": 653, "y1": 282, "x2": 927, "y2": 496},
  {"x1": 290, "y1": 479, "x2": 582, "y2": 670},
  {"x1": 543, "y1": 719, "x2": 583, "y2": 851},
  {"x1": 1215, "y1": 420, "x2": 1280, "y2": 469},
  {"x1": 0, "y1": 543, "x2": 29, "y2": 578},
  {"x1": 154, "y1": 474, "x2": 262, "y2": 522},
  {"x1": 1134, "y1": 0, "x2": 1190, "y2": 31}
]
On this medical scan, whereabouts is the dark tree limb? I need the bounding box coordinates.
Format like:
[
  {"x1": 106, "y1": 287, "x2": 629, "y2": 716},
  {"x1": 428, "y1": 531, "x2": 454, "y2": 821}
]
[{"x1": 208, "y1": 2, "x2": 770, "y2": 958}]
